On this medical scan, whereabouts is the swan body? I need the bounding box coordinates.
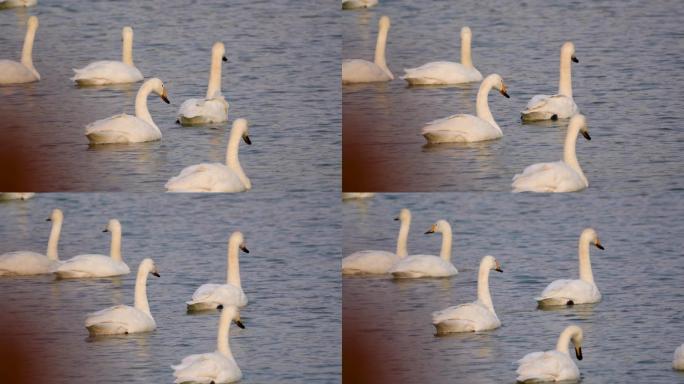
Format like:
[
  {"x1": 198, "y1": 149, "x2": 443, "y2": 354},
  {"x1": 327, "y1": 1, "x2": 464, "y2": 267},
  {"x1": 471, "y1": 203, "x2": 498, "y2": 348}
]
[
  {"x1": 673, "y1": 344, "x2": 684, "y2": 370},
  {"x1": 516, "y1": 325, "x2": 584, "y2": 382},
  {"x1": 0, "y1": 192, "x2": 35, "y2": 200},
  {"x1": 536, "y1": 228, "x2": 603, "y2": 307},
  {"x1": 422, "y1": 74, "x2": 509, "y2": 143},
  {"x1": 172, "y1": 306, "x2": 244, "y2": 384},
  {"x1": 178, "y1": 42, "x2": 229, "y2": 125},
  {"x1": 0, "y1": 0, "x2": 36, "y2": 8},
  {"x1": 389, "y1": 219, "x2": 458, "y2": 278},
  {"x1": 522, "y1": 42, "x2": 579, "y2": 121},
  {"x1": 512, "y1": 114, "x2": 591, "y2": 193},
  {"x1": 165, "y1": 118, "x2": 252, "y2": 192},
  {"x1": 342, "y1": 0, "x2": 377, "y2": 9},
  {"x1": 432, "y1": 255, "x2": 503, "y2": 333},
  {"x1": 342, "y1": 192, "x2": 375, "y2": 200},
  {"x1": 187, "y1": 232, "x2": 249, "y2": 311},
  {"x1": 402, "y1": 27, "x2": 482, "y2": 85},
  {"x1": 72, "y1": 26, "x2": 143, "y2": 85},
  {"x1": 0, "y1": 208, "x2": 62, "y2": 276},
  {"x1": 54, "y1": 219, "x2": 130, "y2": 279},
  {"x1": 85, "y1": 78, "x2": 170, "y2": 144},
  {"x1": 342, "y1": 16, "x2": 393, "y2": 84},
  {"x1": 342, "y1": 208, "x2": 411, "y2": 275},
  {"x1": 0, "y1": 16, "x2": 39, "y2": 84},
  {"x1": 85, "y1": 258, "x2": 159, "y2": 335}
]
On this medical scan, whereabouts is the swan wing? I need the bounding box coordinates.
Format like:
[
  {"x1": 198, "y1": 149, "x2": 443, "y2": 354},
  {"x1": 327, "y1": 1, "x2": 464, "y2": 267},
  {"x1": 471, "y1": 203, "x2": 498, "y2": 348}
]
[
  {"x1": 432, "y1": 302, "x2": 499, "y2": 332},
  {"x1": 674, "y1": 344, "x2": 684, "y2": 370},
  {"x1": 342, "y1": 59, "x2": 392, "y2": 84},
  {"x1": 537, "y1": 279, "x2": 599, "y2": 304},
  {"x1": 165, "y1": 163, "x2": 245, "y2": 193},
  {"x1": 516, "y1": 350, "x2": 578, "y2": 382},
  {"x1": 0, "y1": 251, "x2": 51, "y2": 275},
  {"x1": 423, "y1": 114, "x2": 500, "y2": 143},
  {"x1": 85, "y1": 114, "x2": 160, "y2": 144},
  {"x1": 55, "y1": 254, "x2": 129, "y2": 277},
  {"x1": 72, "y1": 61, "x2": 143, "y2": 84},
  {"x1": 178, "y1": 97, "x2": 229, "y2": 123},
  {"x1": 172, "y1": 352, "x2": 241, "y2": 384},
  {"x1": 512, "y1": 161, "x2": 585, "y2": 193},
  {"x1": 85, "y1": 305, "x2": 153, "y2": 334},
  {"x1": 389, "y1": 255, "x2": 457, "y2": 277},
  {"x1": 402, "y1": 61, "x2": 482, "y2": 84},
  {"x1": 342, "y1": 250, "x2": 398, "y2": 274},
  {"x1": 522, "y1": 94, "x2": 578, "y2": 120},
  {"x1": 188, "y1": 283, "x2": 247, "y2": 307},
  {"x1": 0, "y1": 60, "x2": 39, "y2": 84}
]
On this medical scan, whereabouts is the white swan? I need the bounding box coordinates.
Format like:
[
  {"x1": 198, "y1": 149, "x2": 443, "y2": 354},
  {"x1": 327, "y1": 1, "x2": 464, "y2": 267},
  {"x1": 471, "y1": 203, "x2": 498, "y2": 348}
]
[
  {"x1": 512, "y1": 114, "x2": 591, "y2": 193},
  {"x1": 431, "y1": 255, "x2": 503, "y2": 333},
  {"x1": 342, "y1": 15, "x2": 393, "y2": 84},
  {"x1": 187, "y1": 231, "x2": 249, "y2": 311},
  {"x1": 342, "y1": 192, "x2": 375, "y2": 200},
  {"x1": 165, "y1": 118, "x2": 252, "y2": 193},
  {"x1": 521, "y1": 42, "x2": 579, "y2": 121},
  {"x1": 342, "y1": 0, "x2": 377, "y2": 10},
  {"x1": 421, "y1": 74, "x2": 510, "y2": 143},
  {"x1": 536, "y1": 228, "x2": 603, "y2": 307},
  {"x1": 71, "y1": 26, "x2": 143, "y2": 86},
  {"x1": 0, "y1": 16, "x2": 39, "y2": 84},
  {"x1": 389, "y1": 219, "x2": 458, "y2": 278},
  {"x1": 0, "y1": 0, "x2": 36, "y2": 9},
  {"x1": 85, "y1": 258, "x2": 159, "y2": 335},
  {"x1": 674, "y1": 344, "x2": 684, "y2": 370},
  {"x1": 172, "y1": 305, "x2": 245, "y2": 384},
  {"x1": 177, "y1": 42, "x2": 229, "y2": 125},
  {"x1": 85, "y1": 78, "x2": 170, "y2": 144},
  {"x1": 0, "y1": 208, "x2": 62, "y2": 276},
  {"x1": 54, "y1": 219, "x2": 130, "y2": 279},
  {"x1": 342, "y1": 208, "x2": 411, "y2": 275},
  {"x1": 0, "y1": 192, "x2": 35, "y2": 200},
  {"x1": 402, "y1": 27, "x2": 482, "y2": 85},
  {"x1": 516, "y1": 325, "x2": 584, "y2": 382}
]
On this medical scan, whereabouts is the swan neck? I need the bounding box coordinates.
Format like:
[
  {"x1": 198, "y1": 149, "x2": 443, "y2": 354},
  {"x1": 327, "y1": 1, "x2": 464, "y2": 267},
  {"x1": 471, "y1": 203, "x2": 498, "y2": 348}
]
[
  {"x1": 46, "y1": 217, "x2": 62, "y2": 261},
  {"x1": 206, "y1": 50, "x2": 223, "y2": 99},
  {"x1": 475, "y1": 79, "x2": 499, "y2": 131},
  {"x1": 563, "y1": 125, "x2": 585, "y2": 181},
  {"x1": 395, "y1": 217, "x2": 410, "y2": 258},
  {"x1": 558, "y1": 51, "x2": 573, "y2": 97},
  {"x1": 460, "y1": 33, "x2": 473, "y2": 68},
  {"x1": 556, "y1": 328, "x2": 576, "y2": 354},
  {"x1": 217, "y1": 311, "x2": 234, "y2": 358},
  {"x1": 439, "y1": 228, "x2": 452, "y2": 262},
  {"x1": 21, "y1": 23, "x2": 37, "y2": 70},
  {"x1": 226, "y1": 239, "x2": 241, "y2": 288},
  {"x1": 122, "y1": 33, "x2": 134, "y2": 66},
  {"x1": 110, "y1": 226, "x2": 123, "y2": 262},
  {"x1": 374, "y1": 25, "x2": 390, "y2": 74},
  {"x1": 578, "y1": 234, "x2": 594, "y2": 283},
  {"x1": 477, "y1": 262, "x2": 494, "y2": 312},
  {"x1": 134, "y1": 266, "x2": 151, "y2": 315},
  {"x1": 134, "y1": 81, "x2": 156, "y2": 128},
  {"x1": 226, "y1": 129, "x2": 250, "y2": 189}
]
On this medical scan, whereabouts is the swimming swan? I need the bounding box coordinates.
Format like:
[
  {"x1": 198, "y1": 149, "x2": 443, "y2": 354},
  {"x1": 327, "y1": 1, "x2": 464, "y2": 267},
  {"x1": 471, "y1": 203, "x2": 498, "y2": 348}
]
[
  {"x1": 72, "y1": 26, "x2": 143, "y2": 85},
  {"x1": 402, "y1": 26, "x2": 482, "y2": 85},
  {"x1": 674, "y1": 344, "x2": 684, "y2": 370},
  {"x1": 0, "y1": 208, "x2": 62, "y2": 276},
  {"x1": 187, "y1": 231, "x2": 249, "y2": 311},
  {"x1": 165, "y1": 118, "x2": 252, "y2": 193},
  {"x1": 54, "y1": 219, "x2": 131, "y2": 279},
  {"x1": 389, "y1": 219, "x2": 458, "y2": 278},
  {"x1": 516, "y1": 325, "x2": 584, "y2": 383},
  {"x1": 0, "y1": 0, "x2": 36, "y2": 9},
  {"x1": 536, "y1": 228, "x2": 603, "y2": 307},
  {"x1": 85, "y1": 258, "x2": 159, "y2": 335},
  {"x1": 0, "y1": 16, "x2": 39, "y2": 84},
  {"x1": 342, "y1": 15, "x2": 393, "y2": 84},
  {"x1": 85, "y1": 78, "x2": 170, "y2": 144},
  {"x1": 421, "y1": 74, "x2": 509, "y2": 143},
  {"x1": 342, "y1": 0, "x2": 377, "y2": 10},
  {"x1": 342, "y1": 208, "x2": 411, "y2": 275},
  {"x1": 521, "y1": 42, "x2": 579, "y2": 121},
  {"x1": 512, "y1": 114, "x2": 592, "y2": 193},
  {"x1": 0, "y1": 192, "x2": 35, "y2": 200},
  {"x1": 432, "y1": 255, "x2": 503, "y2": 334},
  {"x1": 177, "y1": 42, "x2": 229, "y2": 125},
  {"x1": 172, "y1": 306, "x2": 245, "y2": 384}
]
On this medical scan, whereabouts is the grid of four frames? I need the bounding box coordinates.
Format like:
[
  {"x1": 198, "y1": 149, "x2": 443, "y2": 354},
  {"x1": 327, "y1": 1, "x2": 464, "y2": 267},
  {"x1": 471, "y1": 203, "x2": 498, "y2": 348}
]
[{"x1": 0, "y1": 0, "x2": 683, "y2": 383}]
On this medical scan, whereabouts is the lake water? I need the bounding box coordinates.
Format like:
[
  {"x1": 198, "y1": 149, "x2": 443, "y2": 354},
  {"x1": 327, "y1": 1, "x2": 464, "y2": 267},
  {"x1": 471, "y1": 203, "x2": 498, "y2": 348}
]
[
  {"x1": 342, "y1": 0, "x2": 684, "y2": 192},
  {"x1": 0, "y1": 192, "x2": 340, "y2": 383},
  {"x1": 343, "y1": 192, "x2": 684, "y2": 383},
  {"x1": 0, "y1": 0, "x2": 340, "y2": 192}
]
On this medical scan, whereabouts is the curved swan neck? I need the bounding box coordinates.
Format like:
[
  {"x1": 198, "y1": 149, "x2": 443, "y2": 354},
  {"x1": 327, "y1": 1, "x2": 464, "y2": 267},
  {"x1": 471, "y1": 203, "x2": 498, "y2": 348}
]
[
  {"x1": 226, "y1": 125, "x2": 250, "y2": 189},
  {"x1": 556, "y1": 326, "x2": 580, "y2": 354},
  {"x1": 439, "y1": 225, "x2": 453, "y2": 262},
  {"x1": 134, "y1": 265, "x2": 151, "y2": 315},
  {"x1": 226, "y1": 237, "x2": 242, "y2": 288},
  {"x1": 578, "y1": 232, "x2": 594, "y2": 283},
  {"x1": 562, "y1": 123, "x2": 585, "y2": 181},
  {"x1": 134, "y1": 81, "x2": 156, "y2": 128},
  {"x1": 475, "y1": 78, "x2": 500, "y2": 131},
  {"x1": 21, "y1": 21, "x2": 38, "y2": 71},
  {"x1": 460, "y1": 30, "x2": 473, "y2": 68},
  {"x1": 374, "y1": 23, "x2": 390, "y2": 74},
  {"x1": 122, "y1": 29, "x2": 134, "y2": 66},
  {"x1": 46, "y1": 216, "x2": 62, "y2": 261},
  {"x1": 206, "y1": 48, "x2": 223, "y2": 99},
  {"x1": 395, "y1": 215, "x2": 410, "y2": 258},
  {"x1": 109, "y1": 225, "x2": 122, "y2": 262},
  {"x1": 558, "y1": 49, "x2": 573, "y2": 97},
  {"x1": 217, "y1": 310, "x2": 234, "y2": 358},
  {"x1": 477, "y1": 260, "x2": 494, "y2": 311}
]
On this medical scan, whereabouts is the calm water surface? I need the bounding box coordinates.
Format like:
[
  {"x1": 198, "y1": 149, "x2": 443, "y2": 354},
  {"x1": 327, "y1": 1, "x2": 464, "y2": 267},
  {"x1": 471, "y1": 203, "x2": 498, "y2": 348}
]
[
  {"x1": 342, "y1": 0, "x2": 684, "y2": 192},
  {"x1": 343, "y1": 192, "x2": 684, "y2": 383},
  {"x1": 0, "y1": 193, "x2": 340, "y2": 383},
  {"x1": 0, "y1": 0, "x2": 339, "y2": 192}
]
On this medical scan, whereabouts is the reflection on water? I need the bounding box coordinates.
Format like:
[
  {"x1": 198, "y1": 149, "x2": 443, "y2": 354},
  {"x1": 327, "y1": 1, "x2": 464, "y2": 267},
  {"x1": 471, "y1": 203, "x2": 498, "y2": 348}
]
[{"x1": 343, "y1": 192, "x2": 684, "y2": 383}]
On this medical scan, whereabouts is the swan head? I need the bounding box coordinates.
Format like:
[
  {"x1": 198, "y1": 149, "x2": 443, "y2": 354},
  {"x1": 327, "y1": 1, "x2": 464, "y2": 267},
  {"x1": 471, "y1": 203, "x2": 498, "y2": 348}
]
[
  {"x1": 567, "y1": 325, "x2": 584, "y2": 360},
  {"x1": 425, "y1": 219, "x2": 451, "y2": 235},
  {"x1": 213, "y1": 41, "x2": 228, "y2": 62},
  {"x1": 122, "y1": 26, "x2": 133, "y2": 41},
  {"x1": 482, "y1": 255, "x2": 503, "y2": 273},
  {"x1": 46, "y1": 208, "x2": 63, "y2": 223},
  {"x1": 569, "y1": 114, "x2": 590, "y2": 140},
  {"x1": 221, "y1": 305, "x2": 245, "y2": 329},
  {"x1": 229, "y1": 231, "x2": 249, "y2": 253},
  {"x1": 484, "y1": 74, "x2": 510, "y2": 98},
  {"x1": 394, "y1": 208, "x2": 411, "y2": 223},
  {"x1": 27, "y1": 15, "x2": 38, "y2": 30},
  {"x1": 103, "y1": 219, "x2": 121, "y2": 233},
  {"x1": 460, "y1": 26, "x2": 471, "y2": 39},
  {"x1": 146, "y1": 78, "x2": 170, "y2": 104},
  {"x1": 378, "y1": 15, "x2": 391, "y2": 30},
  {"x1": 140, "y1": 258, "x2": 160, "y2": 277},
  {"x1": 581, "y1": 228, "x2": 604, "y2": 250},
  {"x1": 233, "y1": 118, "x2": 252, "y2": 145},
  {"x1": 562, "y1": 41, "x2": 578, "y2": 63}
]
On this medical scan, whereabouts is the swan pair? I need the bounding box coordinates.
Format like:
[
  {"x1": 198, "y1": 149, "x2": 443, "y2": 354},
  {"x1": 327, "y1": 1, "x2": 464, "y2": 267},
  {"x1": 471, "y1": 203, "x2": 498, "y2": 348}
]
[
  {"x1": 72, "y1": 26, "x2": 143, "y2": 85},
  {"x1": 516, "y1": 325, "x2": 585, "y2": 382},
  {"x1": 0, "y1": 208, "x2": 62, "y2": 275},
  {"x1": 0, "y1": 15, "x2": 39, "y2": 84},
  {"x1": 389, "y1": 219, "x2": 458, "y2": 278},
  {"x1": 165, "y1": 118, "x2": 252, "y2": 193}
]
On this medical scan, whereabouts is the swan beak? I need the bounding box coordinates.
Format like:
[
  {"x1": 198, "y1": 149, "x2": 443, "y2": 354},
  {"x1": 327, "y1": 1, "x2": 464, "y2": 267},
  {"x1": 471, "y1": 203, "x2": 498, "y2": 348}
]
[
  {"x1": 243, "y1": 135, "x2": 252, "y2": 145},
  {"x1": 103, "y1": 228, "x2": 109, "y2": 233},
  {"x1": 500, "y1": 90, "x2": 510, "y2": 98},
  {"x1": 425, "y1": 224, "x2": 436, "y2": 235},
  {"x1": 394, "y1": 217, "x2": 399, "y2": 221},
  {"x1": 160, "y1": 94, "x2": 170, "y2": 104},
  {"x1": 46, "y1": 218, "x2": 51, "y2": 222},
  {"x1": 495, "y1": 267, "x2": 503, "y2": 273},
  {"x1": 572, "y1": 55, "x2": 579, "y2": 63},
  {"x1": 234, "y1": 320, "x2": 245, "y2": 329},
  {"x1": 222, "y1": 56, "x2": 228, "y2": 62},
  {"x1": 575, "y1": 347, "x2": 583, "y2": 360},
  {"x1": 595, "y1": 241, "x2": 604, "y2": 250},
  {"x1": 240, "y1": 244, "x2": 250, "y2": 253},
  {"x1": 581, "y1": 131, "x2": 591, "y2": 140},
  {"x1": 152, "y1": 272, "x2": 160, "y2": 277}
]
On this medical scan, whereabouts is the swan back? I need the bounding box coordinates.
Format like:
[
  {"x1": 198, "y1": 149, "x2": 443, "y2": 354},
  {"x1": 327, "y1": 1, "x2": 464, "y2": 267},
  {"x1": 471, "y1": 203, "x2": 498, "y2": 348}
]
[{"x1": 121, "y1": 26, "x2": 134, "y2": 66}]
